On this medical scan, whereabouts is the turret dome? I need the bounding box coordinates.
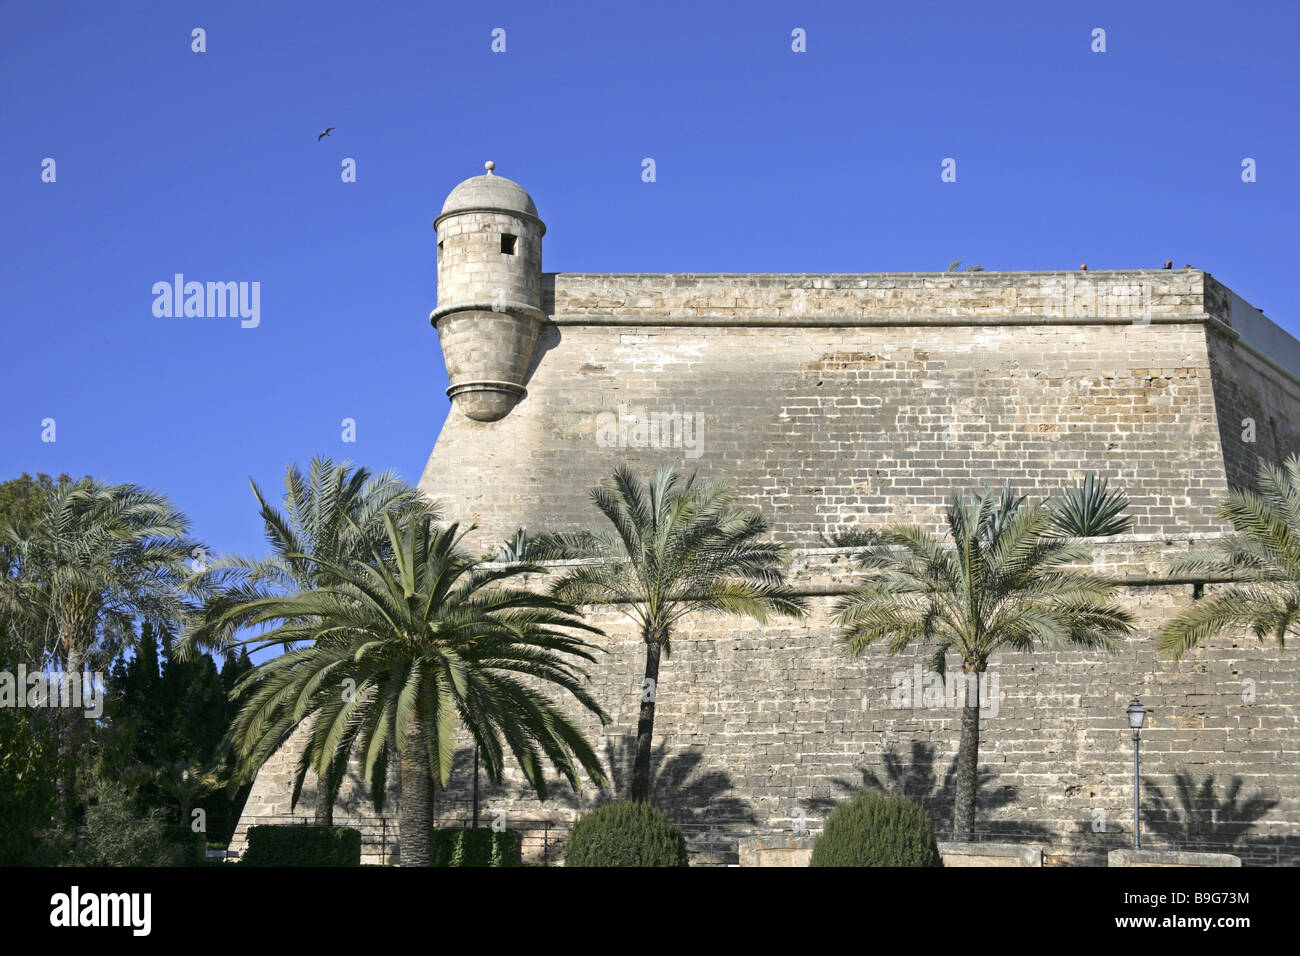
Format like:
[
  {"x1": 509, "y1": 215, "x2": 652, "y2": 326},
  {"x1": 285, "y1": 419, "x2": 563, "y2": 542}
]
[{"x1": 435, "y1": 161, "x2": 543, "y2": 231}]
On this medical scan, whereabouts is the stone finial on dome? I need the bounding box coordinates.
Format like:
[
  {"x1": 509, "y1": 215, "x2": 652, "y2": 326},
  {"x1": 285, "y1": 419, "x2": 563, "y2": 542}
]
[{"x1": 485, "y1": 160, "x2": 495, "y2": 175}]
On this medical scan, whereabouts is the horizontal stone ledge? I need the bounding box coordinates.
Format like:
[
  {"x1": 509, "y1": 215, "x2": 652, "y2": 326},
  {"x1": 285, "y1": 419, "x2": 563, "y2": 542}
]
[
  {"x1": 544, "y1": 269, "x2": 1207, "y2": 280},
  {"x1": 1108, "y1": 848, "x2": 1242, "y2": 867},
  {"x1": 723, "y1": 575, "x2": 1235, "y2": 600},
  {"x1": 938, "y1": 842, "x2": 1044, "y2": 866},
  {"x1": 446, "y1": 380, "x2": 526, "y2": 398},
  {"x1": 482, "y1": 534, "x2": 1230, "y2": 567},
  {"x1": 545, "y1": 312, "x2": 1209, "y2": 328},
  {"x1": 738, "y1": 834, "x2": 817, "y2": 867},
  {"x1": 478, "y1": 540, "x2": 1240, "y2": 599},
  {"x1": 430, "y1": 302, "x2": 548, "y2": 324},
  {"x1": 434, "y1": 206, "x2": 546, "y2": 233},
  {"x1": 461, "y1": 575, "x2": 1231, "y2": 605}
]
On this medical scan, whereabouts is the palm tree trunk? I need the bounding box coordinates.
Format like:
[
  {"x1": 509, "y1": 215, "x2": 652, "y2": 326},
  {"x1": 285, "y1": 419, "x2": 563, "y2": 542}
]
[
  {"x1": 630, "y1": 636, "x2": 662, "y2": 803},
  {"x1": 58, "y1": 640, "x2": 84, "y2": 826},
  {"x1": 313, "y1": 776, "x2": 334, "y2": 826},
  {"x1": 312, "y1": 720, "x2": 341, "y2": 825},
  {"x1": 952, "y1": 666, "x2": 981, "y2": 841},
  {"x1": 399, "y1": 719, "x2": 434, "y2": 866}
]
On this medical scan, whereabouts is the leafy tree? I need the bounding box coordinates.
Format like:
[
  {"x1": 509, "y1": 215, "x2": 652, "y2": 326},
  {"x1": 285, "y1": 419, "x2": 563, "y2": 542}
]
[
  {"x1": 537, "y1": 465, "x2": 806, "y2": 803},
  {"x1": 181, "y1": 457, "x2": 422, "y2": 824},
  {"x1": 104, "y1": 623, "x2": 164, "y2": 784},
  {"x1": 833, "y1": 477, "x2": 1134, "y2": 840},
  {"x1": 160, "y1": 649, "x2": 229, "y2": 765},
  {"x1": 1158, "y1": 454, "x2": 1300, "y2": 659},
  {"x1": 104, "y1": 621, "x2": 251, "y2": 842},
  {"x1": 76, "y1": 770, "x2": 186, "y2": 867},
  {"x1": 225, "y1": 511, "x2": 610, "y2": 866},
  {"x1": 0, "y1": 705, "x2": 61, "y2": 864},
  {"x1": 220, "y1": 646, "x2": 252, "y2": 694},
  {"x1": 0, "y1": 479, "x2": 200, "y2": 821},
  {"x1": 0, "y1": 473, "x2": 69, "y2": 530}
]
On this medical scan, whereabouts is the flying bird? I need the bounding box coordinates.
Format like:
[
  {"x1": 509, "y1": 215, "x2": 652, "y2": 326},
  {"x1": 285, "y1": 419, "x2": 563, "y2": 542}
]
[{"x1": 317, "y1": 127, "x2": 335, "y2": 142}]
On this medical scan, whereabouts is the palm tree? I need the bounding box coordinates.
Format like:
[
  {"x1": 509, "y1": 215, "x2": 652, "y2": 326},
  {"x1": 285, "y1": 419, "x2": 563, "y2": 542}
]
[
  {"x1": 156, "y1": 759, "x2": 220, "y2": 830},
  {"x1": 536, "y1": 465, "x2": 807, "y2": 803},
  {"x1": 833, "y1": 477, "x2": 1135, "y2": 841},
  {"x1": 0, "y1": 473, "x2": 77, "y2": 664},
  {"x1": 181, "y1": 457, "x2": 421, "y2": 824},
  {"x1": 224, "y1": 511, "x2": 610, "y2": 866},
  {"x1": 0, "y1": 479, "x2": 199, "y2": 821},
  {"x1": 1158, "y1": 454, "x2": 1300, "y2": 660}
]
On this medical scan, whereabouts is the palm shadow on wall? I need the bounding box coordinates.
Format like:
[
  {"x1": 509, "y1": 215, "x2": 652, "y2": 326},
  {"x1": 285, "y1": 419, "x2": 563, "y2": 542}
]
[
  {"x1": 438, "y1": 737, "x2": 756, "y2": 827},
  {"x1": 594, "y1": 737, "x2": 757, "y2": 825},
  {"x1": 806, "y1": 740, "x2": 1050, "y2": 841},
  {"x1": 1142, "y1": 773, "x2": 1277, "y2": 849}
]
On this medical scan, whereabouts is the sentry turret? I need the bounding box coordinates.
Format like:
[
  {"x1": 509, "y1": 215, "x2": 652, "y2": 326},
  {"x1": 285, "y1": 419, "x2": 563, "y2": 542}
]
[{"x1": 430, "y1": 161, "x2": 546, "y2": 422}]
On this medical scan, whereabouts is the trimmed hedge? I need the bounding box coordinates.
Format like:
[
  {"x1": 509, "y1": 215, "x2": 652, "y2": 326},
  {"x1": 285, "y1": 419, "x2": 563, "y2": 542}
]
[
  {"x1": 242, "y1": 825, "x2": 362, "y2": 866},
  {"x1": 564, "y1": 801, "x2": 689, "y2": 867},
  {"x1": 810, "y1": 790, "x2": 943, "y2": 867},
  {"x1": 431, "y1": 828, "x2": 521, "y2": 867}
]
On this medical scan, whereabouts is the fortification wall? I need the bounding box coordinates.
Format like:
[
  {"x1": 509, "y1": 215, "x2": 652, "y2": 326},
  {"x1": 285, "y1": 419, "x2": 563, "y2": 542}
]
[
  {"x1": 421, "y1": 272, "x2": 1240, "y2": 551},
  {"x1": 231, "y1": 542, "x2": 1300, "y2": 865},
  {"x1": 233, "y1": 270, "x2": 1300, "y2": 864}
]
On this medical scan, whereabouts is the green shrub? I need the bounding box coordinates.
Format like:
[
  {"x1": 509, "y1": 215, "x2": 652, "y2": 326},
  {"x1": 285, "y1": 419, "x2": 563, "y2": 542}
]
[
  {"x1": 810, "y1": 790, "x2": 943, "y2": 867},
  {"x1": 564, "y1": 801, "x2": 689, "y2": 867},
  {"x1": 77, "y1": 779, "x2": 187, "y2": 867},
  {"x1": 242, "y1": 825, "x2": 361, "y2": 866},
  {"x1": 430, "y1": 828, "x2": 521, "y2": 867}
]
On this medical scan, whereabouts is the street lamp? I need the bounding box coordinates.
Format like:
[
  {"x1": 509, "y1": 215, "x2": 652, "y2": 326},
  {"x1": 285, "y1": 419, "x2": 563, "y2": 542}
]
[
  {"x1": 1127, "y1": 697, "x2": 1146, "y2": 849},
  {"x1": 473, "y1": 744, "x2": 480, "y2": 829}
]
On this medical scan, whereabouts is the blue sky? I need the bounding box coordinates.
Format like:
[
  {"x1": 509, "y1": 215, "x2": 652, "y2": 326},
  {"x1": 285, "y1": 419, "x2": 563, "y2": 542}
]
[{"x1": 3, "y1": 0, "x2": 1298, "y2": 564}]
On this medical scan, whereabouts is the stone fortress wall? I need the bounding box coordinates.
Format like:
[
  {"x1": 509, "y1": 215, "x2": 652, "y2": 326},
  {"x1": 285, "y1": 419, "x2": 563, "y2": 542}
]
[
  {"x1": 232, "y1": 169, "x2": 1300, "y2": 864},
  {"x1": 233, "y1": 269, "x2": 1300, "y2": 865}
]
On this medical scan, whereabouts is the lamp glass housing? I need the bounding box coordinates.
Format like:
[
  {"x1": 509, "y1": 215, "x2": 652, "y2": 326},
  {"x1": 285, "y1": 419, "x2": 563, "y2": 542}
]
[{"x1": 1127, "y1": 698, "x2": 1146, "y2": 729}]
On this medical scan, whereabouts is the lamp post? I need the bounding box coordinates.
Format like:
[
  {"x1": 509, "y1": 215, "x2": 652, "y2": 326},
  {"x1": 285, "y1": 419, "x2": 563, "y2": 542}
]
[
  {"x1": 1127, "y1": 697, "x2": 1146, "y2": 849},
  {"x1": 473, "y1": 743, "x2": 483, "y2": 827}
]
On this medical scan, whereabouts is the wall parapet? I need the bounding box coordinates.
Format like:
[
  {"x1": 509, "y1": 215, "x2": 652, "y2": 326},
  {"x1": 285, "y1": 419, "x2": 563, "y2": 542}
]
[{"x1": 544, "y1": 270, "x2": 1213, "y2": 323}]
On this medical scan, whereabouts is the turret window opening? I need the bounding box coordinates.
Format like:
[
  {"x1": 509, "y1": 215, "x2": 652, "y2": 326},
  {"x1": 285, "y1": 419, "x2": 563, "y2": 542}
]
[{"x1": 501, "y1": 233, "x2": 517, "y2": 255}]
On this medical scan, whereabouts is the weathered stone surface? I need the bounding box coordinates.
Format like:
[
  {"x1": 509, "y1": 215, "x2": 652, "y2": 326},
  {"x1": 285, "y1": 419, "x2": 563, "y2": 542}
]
[
  {"x1": 1108, "y1": 848, "x2": 1242, "y2": 867},
  {"x1": 233, "y1": 178, "x2": 1300, "y2": 866},
  {"x1": 738, "y1": 834, "x2": 816, "y2": 867},
  {"x1": 939, "y1": 842, "x2": 1043, "y2": 866}
]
